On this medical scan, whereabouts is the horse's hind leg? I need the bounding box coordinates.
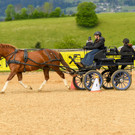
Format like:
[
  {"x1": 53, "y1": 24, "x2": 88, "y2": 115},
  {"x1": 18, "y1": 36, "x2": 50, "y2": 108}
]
[
  {"x1": 54, "y1": 68, "x2": 70, "y2": 89},
  {"x1": 38, "y1": 67, "x2": 50, "y2": 91},
  {"x1": 17, "y1": 72, "x2": 32, "y2": 90}
]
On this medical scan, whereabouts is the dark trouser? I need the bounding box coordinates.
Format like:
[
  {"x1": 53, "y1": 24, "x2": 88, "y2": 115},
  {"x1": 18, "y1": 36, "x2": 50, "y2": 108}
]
[{"x1": 81, "y1": 49, "x2": 100, "y2": 66}]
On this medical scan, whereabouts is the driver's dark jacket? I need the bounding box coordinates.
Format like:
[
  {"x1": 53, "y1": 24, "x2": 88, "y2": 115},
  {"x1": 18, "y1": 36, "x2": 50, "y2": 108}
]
[
  {"x1": 120, "y1": 44, "x2": 135, "y2": 61},
  {"x1": 83, "y1": 37, "x2": 105, "y2": 50}
]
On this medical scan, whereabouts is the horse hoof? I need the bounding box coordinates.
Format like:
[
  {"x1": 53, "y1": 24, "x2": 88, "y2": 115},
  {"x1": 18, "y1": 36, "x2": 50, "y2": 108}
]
[
  {"x1": 38, "y1": 89, "x2": 42, "y2": 92},
  {"x1": 0, "y1": 91, "x2": 5, "y2": 94},
  {"x1": 29, "y1": 87, "x2": 32, "y2": 90},
  {"x1": 67, "y1": 86, "x2": 70, "y2": 90},
  {"x1": 27, "y1": 86, "x2": 32, "y2": 90}
]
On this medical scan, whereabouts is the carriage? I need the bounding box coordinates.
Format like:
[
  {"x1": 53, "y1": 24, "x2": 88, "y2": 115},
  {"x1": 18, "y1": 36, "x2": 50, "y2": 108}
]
[{"x1": 69, "y1": 46, "x2": 134, "y2": 91}]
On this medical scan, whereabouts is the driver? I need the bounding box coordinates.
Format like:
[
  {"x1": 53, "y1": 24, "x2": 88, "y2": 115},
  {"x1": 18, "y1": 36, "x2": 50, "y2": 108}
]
[{"x1": 77, "y1": 31, "x2": 105, "y2": 68}]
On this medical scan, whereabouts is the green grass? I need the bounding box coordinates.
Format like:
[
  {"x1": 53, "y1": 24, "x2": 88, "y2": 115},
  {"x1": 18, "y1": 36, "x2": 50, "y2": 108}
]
[{"x1": 0, "y1": 12, "x2": 135, "y2": 49}]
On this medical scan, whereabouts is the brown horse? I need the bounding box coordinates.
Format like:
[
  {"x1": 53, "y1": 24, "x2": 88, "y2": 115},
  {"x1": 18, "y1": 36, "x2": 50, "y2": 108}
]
[{"x1": 0, "y1": 44, "x2": 73, "y2": 93}]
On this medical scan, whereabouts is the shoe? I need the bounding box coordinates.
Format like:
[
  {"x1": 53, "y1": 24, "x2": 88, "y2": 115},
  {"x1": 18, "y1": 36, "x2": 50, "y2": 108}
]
[{"x1": 76, "y1": 62, "x2": 84, "y2": 68}]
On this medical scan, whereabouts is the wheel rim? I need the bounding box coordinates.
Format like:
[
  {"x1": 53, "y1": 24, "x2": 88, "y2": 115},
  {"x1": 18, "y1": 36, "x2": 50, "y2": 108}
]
[
  {"x1": 112, "y1": 71, "x2": 131, "y2": 90},
  {"x1": 102, "y1": 70, "x2": 113, "y2": 89},
  {"x1": 73, "y1": 75, "x2": 85, "y2": 90},
  {"x1": 84, "y1": 71, "x2": 102, "y2": 90}
]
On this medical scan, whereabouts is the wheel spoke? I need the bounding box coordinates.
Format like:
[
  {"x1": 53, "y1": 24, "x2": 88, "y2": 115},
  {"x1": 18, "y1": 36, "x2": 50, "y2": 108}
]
[
  {"x1": 74, "y1": 75, "x2": 85, "y2": 90},
  {"x1": 102, "y1": 70, "x2": 113, "y2": 89}
]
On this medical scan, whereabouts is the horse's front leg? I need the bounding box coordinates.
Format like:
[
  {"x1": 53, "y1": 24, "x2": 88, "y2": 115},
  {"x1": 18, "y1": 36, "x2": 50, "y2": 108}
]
[
  {"x1": 1, "y1": 71, "x2": 16, "y2": 93},
  {"x1": 17, "y1": 72, "x2": 32, "y2": 90}
]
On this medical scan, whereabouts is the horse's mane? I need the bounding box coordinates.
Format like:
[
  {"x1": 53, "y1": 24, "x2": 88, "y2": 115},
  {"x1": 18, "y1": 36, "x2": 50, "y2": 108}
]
[{"x1": 0, "y1": 44, "x2": 16, "y2": 49}]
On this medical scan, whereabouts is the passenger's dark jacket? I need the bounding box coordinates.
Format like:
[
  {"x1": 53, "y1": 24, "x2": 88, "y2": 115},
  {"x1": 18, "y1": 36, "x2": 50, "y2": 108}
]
[
  {"x1": 85, "y1": 41, "x2": 93, "y2": 48},
  {"x1": 83, "y1": 37, "x2": 105, "y2": 50},
  {"x1": 120, "y1": 44, "x2": 135, "y2": 61}
]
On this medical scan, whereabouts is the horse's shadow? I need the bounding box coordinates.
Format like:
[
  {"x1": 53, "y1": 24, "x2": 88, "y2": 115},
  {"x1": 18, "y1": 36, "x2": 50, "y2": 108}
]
[{"x1": 7, "y1": 89, "x2": 76, "y2": 95}]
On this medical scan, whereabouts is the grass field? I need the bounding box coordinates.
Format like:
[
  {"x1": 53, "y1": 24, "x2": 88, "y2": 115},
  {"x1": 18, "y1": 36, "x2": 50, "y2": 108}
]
[{"x1": 0, "y1": 12, "x2": 135, "y2": 49}]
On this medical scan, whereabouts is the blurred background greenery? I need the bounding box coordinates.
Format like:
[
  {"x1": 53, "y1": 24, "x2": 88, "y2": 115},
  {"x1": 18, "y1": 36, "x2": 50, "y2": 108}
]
[{"x1": 0, "y1": 12, "x2": 135, "y2": 49}]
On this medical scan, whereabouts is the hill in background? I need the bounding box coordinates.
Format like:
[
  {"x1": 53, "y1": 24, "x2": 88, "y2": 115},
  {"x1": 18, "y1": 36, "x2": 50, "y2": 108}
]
[{"x1": 0, "y1": 12, "x2": 135, "y2": 49}]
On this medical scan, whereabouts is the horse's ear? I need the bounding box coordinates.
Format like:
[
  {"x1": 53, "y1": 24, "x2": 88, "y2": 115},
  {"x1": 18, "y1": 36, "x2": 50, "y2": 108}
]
[{"x1": 128, "y1": 43, "x2": 133, "y2": 47}]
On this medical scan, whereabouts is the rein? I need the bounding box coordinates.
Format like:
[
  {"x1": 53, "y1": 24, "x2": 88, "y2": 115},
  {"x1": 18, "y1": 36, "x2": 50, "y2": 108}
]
[{"x1": 8, "y1": 59, "x2": 75, "y2": 74}]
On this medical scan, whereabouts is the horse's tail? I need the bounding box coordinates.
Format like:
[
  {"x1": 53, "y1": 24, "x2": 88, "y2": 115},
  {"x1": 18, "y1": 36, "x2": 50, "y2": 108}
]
[{"x1": 59, "y1": 53, "x2": 73, "y2": 75}]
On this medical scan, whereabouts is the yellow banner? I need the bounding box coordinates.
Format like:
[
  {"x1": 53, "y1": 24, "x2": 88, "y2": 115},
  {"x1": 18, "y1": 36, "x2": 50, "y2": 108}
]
[
  {"x1": 60, "y1": 51, "x2": 85, "y2": 69},
  {"x1": 0, "y1": 58, "x2": 10, "y2": 71}
]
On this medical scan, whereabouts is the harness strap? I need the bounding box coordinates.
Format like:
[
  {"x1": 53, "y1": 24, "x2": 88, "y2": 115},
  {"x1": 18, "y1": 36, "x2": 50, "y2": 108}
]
[
  {"x1": 24, "y1": 49, "x2": 28, "y2": 63},
  {"x1": 49, "y1": 49, "x2": 58, "y2": 60},
  {"x1": 7, "y1": 60, "x2": 76, "y2": 74},
  {"x1": 44, "y1": 49, "x2": 51, "y2": 60},
  {"x1": 27, "y1": 57, "x2": 61, "y2": 66},
  {"x1": 23, "y1": 49, "x2": 28, "y2": 72},
  {"x1": 8, "y1": 60, "x2": 21, "y2": 64},
  {"x1": 8, "y1": 49, "x2": 18, "y2": 61}
]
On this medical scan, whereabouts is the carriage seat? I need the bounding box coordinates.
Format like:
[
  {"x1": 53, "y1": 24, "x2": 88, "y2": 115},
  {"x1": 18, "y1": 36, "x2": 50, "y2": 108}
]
[
  {"x1": 106, "y1": 47, "x2": 119, "y2": 55},
  {"x1": 116, "y1": 52, "x2": 134, "y2": 65},
  {"x1": 94, "y1": 47, "x2": 107, "y2": 60},
  {"x1": 94, "y1": 46, "x2": 116, "y2": 62}
]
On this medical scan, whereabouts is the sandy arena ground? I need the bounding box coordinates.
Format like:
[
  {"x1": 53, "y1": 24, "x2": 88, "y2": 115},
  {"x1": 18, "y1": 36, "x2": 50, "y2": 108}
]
[{"x1": 0, "y1": 70, "x2": 135, "y2": 135}]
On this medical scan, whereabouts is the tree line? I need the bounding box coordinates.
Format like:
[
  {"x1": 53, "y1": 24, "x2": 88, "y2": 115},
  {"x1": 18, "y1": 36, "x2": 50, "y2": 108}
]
[
  {"x1": 5, "y1": 2, "x2": 66, "y2": 21},
  {"x1": 5, "y1": 1, "x2": 98, "y2": 28},
  {"x1": 0, "y1": 0, "x2": 79, "y2": 17},
  {"x1": 3, "y1": 0, "x2": 135, "y2": 20}
]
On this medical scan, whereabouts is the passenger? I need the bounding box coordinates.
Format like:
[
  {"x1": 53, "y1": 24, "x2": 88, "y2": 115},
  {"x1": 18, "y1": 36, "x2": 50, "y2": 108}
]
[
  {"x1": 77, "y1": 31, "x2": 105, "y2": 68},
  {"x1": 86, "y1": 36, "x2": 93, "y2": 47},
  {"x1": 120, "y1": 38, "x2": 135, "y2": 69}
]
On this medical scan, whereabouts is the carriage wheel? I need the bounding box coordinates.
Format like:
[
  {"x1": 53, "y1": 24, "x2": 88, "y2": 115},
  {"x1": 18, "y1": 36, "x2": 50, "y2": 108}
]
[
  {"x1": 73, "y1": 74, "x2": 85, "y2": 90},
  {"x1": 83, "y1": 70, "x2": 103, "y2": 91},
  {"x1": 102, "y1": 70, "x2": 113, "y2": 89},
  {"x1": 111, "y1": 70, "x2": 132, "y2": 90}
]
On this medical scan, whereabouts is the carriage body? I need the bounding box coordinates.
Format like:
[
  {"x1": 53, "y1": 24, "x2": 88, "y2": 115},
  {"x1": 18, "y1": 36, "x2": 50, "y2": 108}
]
[{"x1": 71, "y1": 46, "x2": 134, "y2": 90}]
